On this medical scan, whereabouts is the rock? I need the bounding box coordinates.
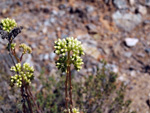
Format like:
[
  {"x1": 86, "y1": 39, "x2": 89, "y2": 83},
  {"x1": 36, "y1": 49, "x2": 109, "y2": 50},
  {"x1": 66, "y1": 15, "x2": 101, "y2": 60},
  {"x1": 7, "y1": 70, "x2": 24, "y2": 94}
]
[
  {"x1": 24, "y1": 54, "x2": 34, "y2": 66},
  {"x1": 39, "y1": 54, "x2": 44, "y2": 61},
  {"x1": 130, "y1": 71, "x2": 136, "y2": 77},
  {"x1": 145, "y1": 48, "x2": 150, "y2": 53},
  {"x1": 44, "y1": 20, "x2": 50, "y2": 26},
  {"x1": 82, "y1": 43, "x2": 101, "y2": 60},
  {"x1": 44, "y1": 53, "x2": 49, "y2": 60},
  {"x1": 112, "y1": 11, "x2": 142, "y2": 32},
  {"x1": 58, "y1": 4, "x2": 66, "y2": 10},
  {"x1": 49, "y1": 52, "x2": 56, "y2": 61},
  {"x1": 124, "y1": 52, "x2": 132, "y2": 58},
  {"x1": 129, "y1": 0, "x2": 136, "y2": 5},
  {"x1": 86, "y1": 24, "x2": 97, "y2": 34},
  {"x1": 42, "y1": 27, "x2": 47, "y2": 34},
  {"x1": 125, "y1": 38, "x2": 139, "y2": 47},
  {"x1": 137, "y1": 52, "x2": 145, "y2": 57},
  {"x1": 58, "y1": 10, "x2": 66, "y2": 16},
  {"x1": 85, "y1": 5, "x2": 94, "y2": 13},
  {"x1": 138, "y1": 5, "x2": 147, "y2": 15},
  {"x1": 106, "y1": 64, "x2": 119, "y2": 73},
  {"x1": 113, "y1": 0, "x2": 128, "y2": 9},
  {"x1": 145, "y1": 0, "x2": 150, "y2": 6},
  {"x1": 49, "y1": 17, "x2": 56, "y2": 23},
  {"x1": 104, "y1": 0, "x2": 110, "y2": 4}
]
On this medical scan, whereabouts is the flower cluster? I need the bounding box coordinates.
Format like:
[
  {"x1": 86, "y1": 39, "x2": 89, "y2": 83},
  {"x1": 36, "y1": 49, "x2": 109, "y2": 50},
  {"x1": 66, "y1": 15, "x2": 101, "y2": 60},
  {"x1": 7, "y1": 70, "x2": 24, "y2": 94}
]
[
  {"x1": 1, "y1": 18, "x2": 17, "y2": 32},
  {"x1": 64, "y1": 108, "x2": 80, "y2": 113},
  {"x1": 10, "y1": 43, "x2": 16, "y2": 50},
  {"x1": 10, "y1": 63, "x2": 34, "y2": 87},
  {"x1": 19, "y1": 43, "x2": 32, "y2": 54},
  {"x1": 54, "y1": 37, "x2": 84, "y2": 72}
]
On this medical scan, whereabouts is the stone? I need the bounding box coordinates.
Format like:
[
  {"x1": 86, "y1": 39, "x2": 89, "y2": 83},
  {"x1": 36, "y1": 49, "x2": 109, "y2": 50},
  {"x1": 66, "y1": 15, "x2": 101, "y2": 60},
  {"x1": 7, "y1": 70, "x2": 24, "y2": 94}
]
[
  {"x1": 86, "y1": 24, "x2": 97, "y2": 34},
  {"x1": 44, "y1": 53, "x2": 49, "y2": 60},
  {"x1": 42, "y1": 27, "x2": 48, "y2": 34},
  {"x1": 125, "y1": 38, "x2": 139, "y2": 47},
  {"x1": 82, "y1": 43, "x2": 101, "y2": 60},
  {"x1": 130, "y1": 71, "x2": 136, "y2": 77},
  {"x1": 124, "y1": 52, "x2": 132, "y2": 58},
  {"x1": 145, "y1": 48, "x2": 150, "y2": 53},
  {"x1": 113, "y1": 0, "x2": 128, "y2": 9},
  {"x1": 138, "y1": 5, "x2": 147, "y2": 15},
  {"x1": 112, "y1": 11, "x2": 142, "y2": 32},
  {"x1": 24, "y1": 54, "x2": 34, "y2": 66},
  {"x1": 145, "y1": 0, "x2": 150, "y2": 6},
  {"x1": 49, "y1": 52, "x2": 56, "y2": 61},
  {"x1": 86, "y1": 5, "x2": 94, "y2": 13},
  {"x1": 106, "y1": 64, "x2": 119, "y2": 73},
  {"x1": 129, "y1": 0, "x2": 136, "y2": 5}
]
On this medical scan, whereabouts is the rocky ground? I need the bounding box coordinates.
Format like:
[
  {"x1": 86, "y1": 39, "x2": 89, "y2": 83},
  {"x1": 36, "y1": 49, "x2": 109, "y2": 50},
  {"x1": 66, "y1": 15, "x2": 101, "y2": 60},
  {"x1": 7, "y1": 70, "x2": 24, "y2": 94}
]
[{"x1": 0, "y1": 0, "x2": 150, "y2": 112}]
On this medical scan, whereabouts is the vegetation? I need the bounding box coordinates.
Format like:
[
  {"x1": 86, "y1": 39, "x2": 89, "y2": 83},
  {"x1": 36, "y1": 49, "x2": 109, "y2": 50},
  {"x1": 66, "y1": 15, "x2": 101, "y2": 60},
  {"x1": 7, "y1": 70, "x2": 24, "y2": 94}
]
[
  {"x1": 36, "y1": 61, "x2": 135, "y2": 113},
  {"x1": 0, "y1": 18, "x2": 135, "y2": 113}
]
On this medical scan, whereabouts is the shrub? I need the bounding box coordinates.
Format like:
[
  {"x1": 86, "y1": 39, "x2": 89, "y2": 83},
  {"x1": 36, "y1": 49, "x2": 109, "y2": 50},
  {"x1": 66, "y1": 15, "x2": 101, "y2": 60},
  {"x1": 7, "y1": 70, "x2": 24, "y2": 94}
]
[{"x1": 36, "y1": 60, "x2": 135, "y2": 113}]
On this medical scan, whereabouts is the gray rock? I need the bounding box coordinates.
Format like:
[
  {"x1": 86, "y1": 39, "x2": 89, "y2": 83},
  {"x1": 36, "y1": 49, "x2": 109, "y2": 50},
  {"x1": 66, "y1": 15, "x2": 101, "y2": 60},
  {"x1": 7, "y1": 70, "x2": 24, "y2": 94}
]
[
  {"x1": 145, "y1": 0, "x2": 150, "y2": 6},
  {"x1": 145, "y1": 48, "x2": 150, "y2": 53},
  {"x1": 39, "y1": 54, "x2": 44, "y2": 61},
  {"x1": 106, "y1": 64, "x2": 118, "y2": 73},
  {"x1": 125, "y1": 38, "x2": 139, "y2": 47},
  {"x1": 82, "y1": 43, "x2": 101, "y2": 60},
  {"x1": 24, "y1": 54, "x2": 34, "y2": 66},
  {"x1": 86, "y1": 24, "x2": 97, "y2": 33},
  {"x1": 49, "y1": 17, "x2": 56, "y2": 23},
  {"x1": 58, "y1": 10, "x2": 66, "y2": 16},
  {"x1": 112, "y1": 11, "x2": 142, "y2": 32},
  {"x1": 49, "y1": 52, "x2": 56, "y2": 61},
  {"x1": 44, "y1": 53, "x2": 49, "y2": 60},
  {"x1": 44, "y1": 20, "x2": 50, "y2": 26},
  {"x1": 86, "y1": 5, "x2": 94, "y2": 13},
  {"x1": 124, "y1": 52, "x2": 132, "y2": 58},
  {"x1": 113, "y1": 0, "x2": 128, "y2": 9}
]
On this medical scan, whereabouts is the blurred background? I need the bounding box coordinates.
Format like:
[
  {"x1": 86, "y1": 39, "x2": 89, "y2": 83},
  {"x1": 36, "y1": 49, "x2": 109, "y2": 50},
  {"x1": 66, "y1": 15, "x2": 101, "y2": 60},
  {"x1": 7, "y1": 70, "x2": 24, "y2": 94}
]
[{"x1": 0, "y1": 0, "x2": 150, "y2": 113}]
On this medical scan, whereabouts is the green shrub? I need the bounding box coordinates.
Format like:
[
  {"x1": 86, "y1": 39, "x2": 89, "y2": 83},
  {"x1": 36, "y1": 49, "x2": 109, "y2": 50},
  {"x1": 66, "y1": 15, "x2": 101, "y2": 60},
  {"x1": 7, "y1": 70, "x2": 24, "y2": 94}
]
[{"x1": 36, "y1": 60, "x2": 135, "y2": 113}]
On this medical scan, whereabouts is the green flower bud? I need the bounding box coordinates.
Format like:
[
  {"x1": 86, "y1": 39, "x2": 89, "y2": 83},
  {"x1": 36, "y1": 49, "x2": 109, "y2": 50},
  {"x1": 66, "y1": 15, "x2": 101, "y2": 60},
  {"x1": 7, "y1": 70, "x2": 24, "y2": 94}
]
[
  {"x1": 19, "y1": 43, "x2": 32, "y2": 54},
  {"x1": 54, "y1": 37, "x2": 84, "y2": 72},
  {"x1": 10, "y1": 43, "x2": 16, "y2": 50},
  {"x1": 1, "y1": 18, "x2": 17, "y2": 32},
  {"x1": 10, "y1": 62, "x2": 34, "y2": 87},
  {"x1": 64, "y1": 108, "x2": 80, "y2": 113}
]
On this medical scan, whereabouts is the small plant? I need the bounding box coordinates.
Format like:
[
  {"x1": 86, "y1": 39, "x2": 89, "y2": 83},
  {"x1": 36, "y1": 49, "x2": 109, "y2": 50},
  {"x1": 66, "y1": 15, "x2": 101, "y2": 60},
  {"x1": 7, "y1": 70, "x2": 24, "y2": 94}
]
[
  {"x1": 54, "y1": 37, "x2": 84, "y2": 113},
  {"x1": 0, "y1": 18, "x2": 41, "y2": 113},
  {"x1": 36, "y1": 60, "x2": 135, "y2": 113}
]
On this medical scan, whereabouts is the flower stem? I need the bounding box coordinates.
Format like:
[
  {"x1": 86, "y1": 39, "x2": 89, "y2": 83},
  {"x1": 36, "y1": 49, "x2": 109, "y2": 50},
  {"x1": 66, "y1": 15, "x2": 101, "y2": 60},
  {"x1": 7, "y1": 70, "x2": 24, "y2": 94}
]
[
  {"x1": 69, "y1": 65, "x2": 73, "y2": 113},
  {"x1": 65, "y1": 68, "x2": 69, "y2": 113}
]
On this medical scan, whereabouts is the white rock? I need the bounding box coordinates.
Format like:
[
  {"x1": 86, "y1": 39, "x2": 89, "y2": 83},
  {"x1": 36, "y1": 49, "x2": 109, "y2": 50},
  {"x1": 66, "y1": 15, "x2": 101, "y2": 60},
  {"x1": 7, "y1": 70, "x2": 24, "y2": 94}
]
[
  {"x1": 129, "y1": 0, "x2": 135, "y2": 5},
  {"x1": 44, "y1": 53, "x2": 49, "y2": 60},
  {"x1": 138, "y1": 5, "x2": 147, "y2": 15},
  {"x1": 125, "y1": 38, "x2": 139, "y2": 47}
]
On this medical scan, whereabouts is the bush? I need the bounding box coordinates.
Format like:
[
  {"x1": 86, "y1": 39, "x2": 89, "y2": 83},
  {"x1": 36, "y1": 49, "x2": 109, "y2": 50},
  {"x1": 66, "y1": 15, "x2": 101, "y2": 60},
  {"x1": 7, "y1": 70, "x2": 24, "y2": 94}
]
[{"x1": 36, "y1": 60, "x2": 135, "y2": 113}]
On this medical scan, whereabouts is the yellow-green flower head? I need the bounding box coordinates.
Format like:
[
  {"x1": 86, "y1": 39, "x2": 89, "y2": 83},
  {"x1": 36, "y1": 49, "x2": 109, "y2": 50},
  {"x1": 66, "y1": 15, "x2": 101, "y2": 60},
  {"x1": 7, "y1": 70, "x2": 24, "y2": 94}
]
[
  {"x1": 1, "y1": 18, "x2": 17, "y2": 32},
  {"x1": 19, "y1": 43, "x2": 32, "y2": 54},
  {"x1": 64, "y1": 108, "x2": 80, "y2": 113},
  {"x1": 10, "y1": 43, "x2": 16, "y2": 50},
  {"x1": 54, "y1": 37, "x2": 84, "y2": 72},
  {"x1": 10, "y1": 63, "x2": 34, "y2": 87}
]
